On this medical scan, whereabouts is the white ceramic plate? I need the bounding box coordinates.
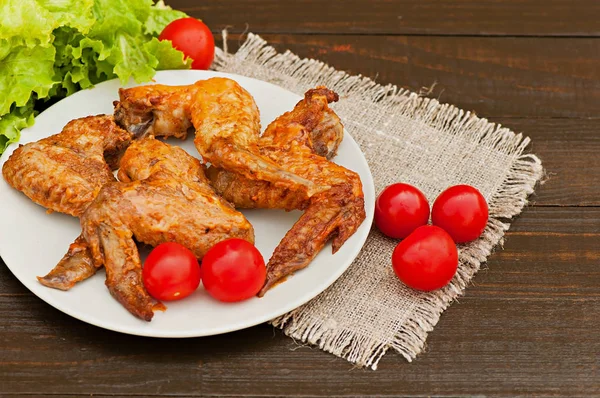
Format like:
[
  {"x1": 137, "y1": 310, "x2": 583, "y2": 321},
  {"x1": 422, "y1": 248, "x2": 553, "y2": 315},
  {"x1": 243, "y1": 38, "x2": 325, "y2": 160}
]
[{"x1": 0, "y1": 70, "x2": 374, "y2": 337}]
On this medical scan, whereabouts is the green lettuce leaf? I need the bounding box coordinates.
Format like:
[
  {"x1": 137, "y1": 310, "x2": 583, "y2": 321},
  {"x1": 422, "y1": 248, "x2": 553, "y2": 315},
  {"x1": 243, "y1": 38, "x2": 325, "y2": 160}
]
[
  {"x1": 0, "y1": 99, "x2": 35, "y2": 153},
  {"x1": 144, "y1": 0, "x2": 188, "y2": 36},
  {"x1": 0, "y1": 45, "x2": 56, "y2": 115},
  {"x1": 109, "y1": 32, "x2": 159, "y2": 83},
  {"x1": 144, "y1": 37, "x2": 193, "y2": 70},
  {"x1": 0, "y1": 0, "x2": 56, "y2": 49},
  {"x1": 35, "y1": 0, "x2": 96, "y2": 33},
  {"x1": 89, "y1": 0, "x2": 148, "y2": 40}
]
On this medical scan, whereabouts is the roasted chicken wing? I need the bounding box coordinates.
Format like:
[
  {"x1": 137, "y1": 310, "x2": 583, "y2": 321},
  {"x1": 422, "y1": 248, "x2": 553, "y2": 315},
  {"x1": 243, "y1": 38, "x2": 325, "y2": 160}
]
[
  {"x1": 79, "y1": 138, "x2": 254, "y2": 320},
  {"x1": 207, "y1": 88, "x2": 365, "y2": 295},
  {"x1": 39, "y1": 236, "x2": 98, "y2": 290},
  {"x1": 1, "y1": 115, "x2": 132, "y2": 289},
  {"x1": 2, "y1": 115, "x2": 131, "y2": 216},
  {"x1": 115, "y1": 78, "x2": 317, "y2": 195},
  {"x1": 114, "y1": 80, "x2": 365, "y2": 296},
  {"x1": 206, "y1": 87, "x2": 345, "y2": 210}
]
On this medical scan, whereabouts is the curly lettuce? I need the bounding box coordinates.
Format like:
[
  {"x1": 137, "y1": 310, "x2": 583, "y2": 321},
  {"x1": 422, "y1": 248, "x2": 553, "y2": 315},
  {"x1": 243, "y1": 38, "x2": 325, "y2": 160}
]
[{"x1": 0, "y1": 0, "x2": 191, "y2": 154}]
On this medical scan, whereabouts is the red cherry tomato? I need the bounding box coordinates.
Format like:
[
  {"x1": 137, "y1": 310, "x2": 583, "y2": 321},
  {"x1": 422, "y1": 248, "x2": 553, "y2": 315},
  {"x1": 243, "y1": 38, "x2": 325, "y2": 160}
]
[
  {"x1": 431, "y1": 185, "x2": 489, "y2": 243},
  {"x1": 201, "y1": 239, "x2": 266, "y2": 302},
  {"x1": 159, "y1": 17, "x2": 215, "y2": 70},
  {"x1": 143, "y1": 242, "x2": 201, "y2": 301},
  {"x1": 392, "y1": 225, "x2": 458, "y2": 291},
  {"x1": 375, "y1": 183, "x2": 430, "y2": 239}
]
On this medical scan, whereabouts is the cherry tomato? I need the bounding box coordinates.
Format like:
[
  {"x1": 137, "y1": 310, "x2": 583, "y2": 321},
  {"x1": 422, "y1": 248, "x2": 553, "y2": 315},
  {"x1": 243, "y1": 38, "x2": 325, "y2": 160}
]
[
  {"x1": 201, "y1": 238, "x2": 266, "y2": 302},
  {"x1": 431, "y1": 185, "x2": 488, "y2": 243},
  {"x1": 375, "y1": 183, "x2": 430, "y2": 239},
  {"x1": 143, "y1": 242, "x2": 201, "y2": 301},
  {"x1": 392, "y1": 225, "x2": 458, "y2": 291},
  {"x1": 159, "y1": 17, "x2": 215, "y2": 70}
]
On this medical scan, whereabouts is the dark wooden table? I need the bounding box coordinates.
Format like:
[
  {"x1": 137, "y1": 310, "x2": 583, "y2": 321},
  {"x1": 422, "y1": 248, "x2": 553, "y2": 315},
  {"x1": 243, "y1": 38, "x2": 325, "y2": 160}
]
[{"x1": 2, "y1": 1, "x2": 599, "y2": 396}]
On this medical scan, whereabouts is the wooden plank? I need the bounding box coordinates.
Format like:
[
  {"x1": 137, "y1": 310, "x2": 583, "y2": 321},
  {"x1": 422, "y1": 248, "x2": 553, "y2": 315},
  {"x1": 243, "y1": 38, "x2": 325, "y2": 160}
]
[
  {"x1": 0, "y1": 296, "x2": 597, "y2": 396},
  {"x1": 496, "y1": 118, "x2": 600, "y2": 206},
  {"x1": 215, "y1": 34, "x2": 600, "y2": 118},
  {"x1": 167, "y1": 0, "x2": 600, "y2": 37},
  {"x1": 0, "y1": 206, "x2": 598, "y2": 396}
]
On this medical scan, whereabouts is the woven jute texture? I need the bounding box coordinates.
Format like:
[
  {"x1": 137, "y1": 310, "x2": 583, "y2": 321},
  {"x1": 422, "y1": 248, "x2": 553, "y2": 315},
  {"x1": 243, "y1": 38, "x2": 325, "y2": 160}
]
[{"x1": 213, "y1": 33, "x2": 544, "y2": 369}]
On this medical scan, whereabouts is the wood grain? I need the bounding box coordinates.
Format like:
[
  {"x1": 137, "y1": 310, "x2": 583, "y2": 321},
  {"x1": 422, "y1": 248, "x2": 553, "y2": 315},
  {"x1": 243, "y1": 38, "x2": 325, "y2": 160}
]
[
  {"x1": 495, "y1": 118, "x2": 600, "y2": 206},
  {"x1": 0, "y1": 207, "x2": 598, "y2": 396},
  {"x1": 167, "y1": 0, "x2": 600, "y2": 37},
  {"x1": 216, "y1": 34, "x2": 600, "y2": 118}
]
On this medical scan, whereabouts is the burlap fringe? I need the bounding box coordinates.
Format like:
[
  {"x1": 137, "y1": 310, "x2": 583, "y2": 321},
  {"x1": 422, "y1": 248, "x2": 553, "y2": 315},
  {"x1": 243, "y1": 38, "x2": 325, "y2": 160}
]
[{"x1": 213, "y1": 33, "x2": 544, "y2": 369}]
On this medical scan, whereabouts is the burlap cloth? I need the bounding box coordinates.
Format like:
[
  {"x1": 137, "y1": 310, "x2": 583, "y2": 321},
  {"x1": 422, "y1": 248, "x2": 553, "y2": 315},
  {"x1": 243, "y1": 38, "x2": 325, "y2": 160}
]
[{"x1": 213, "y1": 33, "x2": 544, "y2": 369}]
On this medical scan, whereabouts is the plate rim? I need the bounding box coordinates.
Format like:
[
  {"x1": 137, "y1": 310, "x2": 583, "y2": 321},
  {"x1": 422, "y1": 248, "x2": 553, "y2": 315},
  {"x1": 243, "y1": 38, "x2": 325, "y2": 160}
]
[{"x1": 0, "y1": 69, "x2": 375, "y2": 338}]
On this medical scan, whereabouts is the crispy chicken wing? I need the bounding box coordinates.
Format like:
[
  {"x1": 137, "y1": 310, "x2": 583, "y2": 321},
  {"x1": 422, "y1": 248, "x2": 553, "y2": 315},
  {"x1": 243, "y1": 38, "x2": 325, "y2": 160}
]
[
  {"x1": 114, "y1": 84, "x2": 193, "y2": 139},
  {"x1": 206, "y1": 88, "x2": 345, "y2": 210},
  {"x1": 1, "y1": 115, "x2": 132, "y2": 290},
  {"x1": 2, "y1": 115, "x2": 131, "y2": 216},
  {"x1": 207, "y1": 88, "x2": 365, "y2": 294},
  {"x1": 115, "y1": 78, "x2": 317, "y2": 195},
  {"x1": 39, "y1": 236, "x2": 98, "y2": 290},
  {"x1": 114, "y1": 137, "x2": 254, "y2": 260},
  {"x1": 80, "y1": 138, "x2": 254, "y2": 320},
  {"x1": 113, "y1": 80, "x2": 365, "y2": 296}
]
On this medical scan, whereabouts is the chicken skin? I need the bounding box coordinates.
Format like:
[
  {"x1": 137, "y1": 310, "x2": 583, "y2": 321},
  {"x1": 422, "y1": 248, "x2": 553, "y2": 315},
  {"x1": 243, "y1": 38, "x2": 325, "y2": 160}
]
[
  {"x1": 115, "y1": 77, "x2": 316, "y2": 195},
  {"x1": 39, "y1": 235, "x2": 98, "y2": 291},
  {"x1": 79, "y1": 138, "x2": 254, "y2": 320},
  {"x1": 2, "y1": 115, "x2": 131, "y2": 216},
  {"x1": 114, "y1": 79, "x2": 365, "y2": 296},
  {"x1": 1, "y1": 115, "x2": 132, "y2": 290},
  {"x1": 207, "y1": 88, "x2": 365, "y2": 295},
  {"x1": 206, "y1": 87, "x2": 345, "y2": 210}
]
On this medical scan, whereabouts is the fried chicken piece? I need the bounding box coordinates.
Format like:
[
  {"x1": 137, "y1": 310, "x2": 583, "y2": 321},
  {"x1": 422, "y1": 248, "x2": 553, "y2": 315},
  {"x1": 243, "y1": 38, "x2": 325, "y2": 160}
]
[
  {"x1": 113, "y1": 80, "x2": 365, "y2": 296},
  {"x1": 207, "y1": 88, "x2": 365, "y2": 295},
  {"x1": 262, "y1": 87, "x2": 344, "y2": 160},
  {"x1": 80, "y1": 138, "x2": 254, "y2": 320},
  {"x1": 115, "y1": 138, "x2": 254, "y2": 259},
  {"x1": 38, "y1": 236, "x2": 97, "y2": 290},
  {"x1": 2, "y1": 115, "x2": 131, "y2": 216},
  {"x1": 115, "y1": 77, "x2": 317, "y2": 195},
  {"x1": 113, "y1": 84, "x2": 193, "y2": 139},
  {"x1": 1, "y1": 115, "x2": 132, "y2": 290},
  {"x1": 206, "y1": 87, "x2": 345, "y2": 210}
]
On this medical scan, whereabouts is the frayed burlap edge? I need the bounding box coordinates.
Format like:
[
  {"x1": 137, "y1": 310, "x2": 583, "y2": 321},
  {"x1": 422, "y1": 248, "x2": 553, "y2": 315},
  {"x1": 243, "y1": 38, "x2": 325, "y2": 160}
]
[{"x1": 212, "y1": 33, "x2": 544, "y2": 369}]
